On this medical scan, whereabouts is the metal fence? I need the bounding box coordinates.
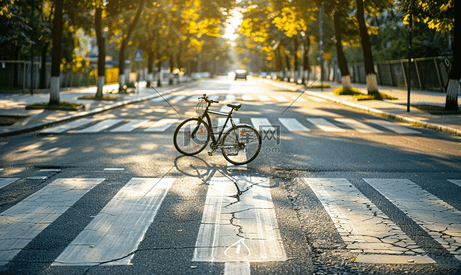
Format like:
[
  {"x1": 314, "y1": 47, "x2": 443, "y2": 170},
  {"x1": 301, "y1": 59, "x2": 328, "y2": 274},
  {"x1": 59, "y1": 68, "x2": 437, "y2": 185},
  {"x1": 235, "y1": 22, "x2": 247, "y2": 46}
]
[
  {"x1": 347, "y1": 56, "x2": 453, "y2": 92},
  {"x1": 0, "y1": 60, "x2": 97, "y2": 92}
]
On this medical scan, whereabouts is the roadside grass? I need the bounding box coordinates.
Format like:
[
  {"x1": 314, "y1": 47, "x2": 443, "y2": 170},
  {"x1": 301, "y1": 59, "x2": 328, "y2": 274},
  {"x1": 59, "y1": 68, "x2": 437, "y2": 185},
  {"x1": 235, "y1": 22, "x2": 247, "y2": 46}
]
[
  {"x1": 25, "y1": 101, "x2": 85, "y2": 111},
  {"x1": 333, "y1": 87, "x2": 398, "y2": 100},
  {"x1": 308, "y1": 84, "x2": 331, "y2": 89},
  {"x1": 354, "y1": 91, "x2": 398, "y2": 101},
  {"x1": 78, "y1": 95, "x2": 118, "y2": 100},
  {"x1": 333, "y1": 87, "x2": 362, "y2": 96}
]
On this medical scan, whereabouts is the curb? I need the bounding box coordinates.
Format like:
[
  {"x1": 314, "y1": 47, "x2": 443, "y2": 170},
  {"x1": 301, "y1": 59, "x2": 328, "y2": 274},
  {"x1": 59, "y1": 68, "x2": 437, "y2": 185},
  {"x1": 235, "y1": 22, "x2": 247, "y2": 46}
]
[
  {"x1": 258, "y1": 78, "x2": 461, "y2": 137},
  {"x1": 0, "y1": 84, "x2": 191, "y2": 138}
]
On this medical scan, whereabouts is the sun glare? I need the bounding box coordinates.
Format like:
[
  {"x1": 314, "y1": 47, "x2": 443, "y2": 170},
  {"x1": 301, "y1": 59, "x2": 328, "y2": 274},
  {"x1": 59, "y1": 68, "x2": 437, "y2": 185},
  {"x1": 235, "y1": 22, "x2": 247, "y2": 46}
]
[{"x1": 223, "y1": 10, "x2": 242, "y2": 41}]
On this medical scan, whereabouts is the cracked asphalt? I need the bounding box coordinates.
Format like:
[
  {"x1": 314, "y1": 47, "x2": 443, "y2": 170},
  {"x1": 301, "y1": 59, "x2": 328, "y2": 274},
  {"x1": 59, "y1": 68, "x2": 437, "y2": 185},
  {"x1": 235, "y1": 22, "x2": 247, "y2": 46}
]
[{"x1": 1, "y1": 77, "x2": 461, "y2": 274}]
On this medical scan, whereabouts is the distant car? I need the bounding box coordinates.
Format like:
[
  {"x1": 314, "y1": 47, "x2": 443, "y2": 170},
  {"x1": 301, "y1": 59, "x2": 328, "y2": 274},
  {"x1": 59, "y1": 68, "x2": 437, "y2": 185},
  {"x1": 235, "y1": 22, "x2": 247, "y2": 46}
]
[{"x1": 234, "y1": 69, "x2": 247, "y2": 80}]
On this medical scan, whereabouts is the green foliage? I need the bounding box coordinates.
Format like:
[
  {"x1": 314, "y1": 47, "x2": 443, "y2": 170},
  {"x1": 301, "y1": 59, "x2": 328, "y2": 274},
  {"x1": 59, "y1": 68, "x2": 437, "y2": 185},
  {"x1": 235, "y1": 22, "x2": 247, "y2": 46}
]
[
  {"x1": 333, "y1": 87, "x2": 362, "y2": 95},
  {"x1": 400, "y1": 0, "x2": 455, "y2": 33},
  {"x1": 353, "y1": 91, "x2": 398, "y2": 100},
  {"x1": 26, "y1": 101, "x2": 85, "y2": 110},
  {"x1": 78, "y1": 95, "x2": 118, "y2": 100},
  {"x1": 309, "y1": 84, "x2": 331, "y2": 89}
]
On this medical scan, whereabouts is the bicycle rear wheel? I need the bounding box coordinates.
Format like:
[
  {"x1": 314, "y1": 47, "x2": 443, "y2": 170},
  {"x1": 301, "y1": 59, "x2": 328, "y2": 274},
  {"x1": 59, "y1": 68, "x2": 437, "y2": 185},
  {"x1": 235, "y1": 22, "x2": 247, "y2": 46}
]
[
  {"x1": 173, "y1": 118, "x2": 210, "y2": 156},
  {"x1": 222, "y1": 125, "x2": 261, "y2": 165}
]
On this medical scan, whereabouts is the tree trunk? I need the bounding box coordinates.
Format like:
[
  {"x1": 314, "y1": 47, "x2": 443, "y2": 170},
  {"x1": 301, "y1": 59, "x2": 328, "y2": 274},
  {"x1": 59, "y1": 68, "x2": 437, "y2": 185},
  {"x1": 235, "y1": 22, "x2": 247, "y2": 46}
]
[
  {"x1": 334, "y1": 10, "x2": 351, "y2": 89},
  {"x1": 285, "y1": 50, "x2": 291, "y2": 82},
  {"x1": 49, "y1": 0, "x2": 63, "y2": 105},
  {"x1": 156, "y1": 43, "x2": 161, "y2": 87},
  {"x1": 118, "y1": 37, "x2": 127, "y2": 89},
  {"x1": 95, "y1": 5, "x2": 105, "y2": 97},
  {"x1": 302, "y1": 35, "x2": 310, "y2": 84},
  {"x1": 39, "y1": 42, "x2": 50, "y2": 89},
  {"x1": 147, "y1": 49, "x2": 154, "y2": 87},
  {"x1": 356, "y1": 0, "x2": 378, "y2": 94},
  {"x1": 445, "y1": 0, "x2": 459, "y2": 111},
  {"x1": 294, "y1": 38, "x2": 298, "y2": 82},
  {"x1": 118, "y1": 0, "x2": 145, "y2": 91}
]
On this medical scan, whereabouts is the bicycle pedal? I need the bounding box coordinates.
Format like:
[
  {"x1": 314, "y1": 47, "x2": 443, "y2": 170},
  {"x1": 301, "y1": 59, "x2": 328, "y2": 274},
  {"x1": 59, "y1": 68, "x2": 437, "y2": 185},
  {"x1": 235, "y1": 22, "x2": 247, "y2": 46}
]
[{"x1": 207, "y1": 152, "x2": 213, "y2": 156}]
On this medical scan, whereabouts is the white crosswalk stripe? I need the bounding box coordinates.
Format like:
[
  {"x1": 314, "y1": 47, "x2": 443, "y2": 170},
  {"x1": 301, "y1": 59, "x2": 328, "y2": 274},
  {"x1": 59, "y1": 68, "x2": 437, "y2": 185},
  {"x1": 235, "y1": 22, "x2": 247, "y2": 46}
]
[
  {"x1": 219, "y1": 105, "x2": 232, "y2": 113},
  {"x1": 40, "y1": 119, "x2": 93, "y2": 134},
  {"x1": 290, "y1": 95, "x2": 307, "y2": 102},
  {"x1": 367, "y1": 119, "x2": 421, "y2": 134},
  {"x1": 251, "y1": 118, "x2": 276, "y2": 131},
  {"x1": 193, "y1": 176, "x2": 286, "y2": 264},
  {"x1": 274, "y1": 96, "x2": 288, "y2": 102},
  {"x1": 242, "y1": 95, "x2": 253, "y2": 101},
  {"x1": 53, "y1": 178, "x2": 174, "y2": 266},
  {"x1": 170, "y1": 95, "x2": 187, "y2": 102},
  {"x1": 335, "y1": 118, "x2": 382, "y2": 133},
  {"x1": 218, "y1": 118, "x2": 240, "y2": 132},
  {"x1": 306, "y1": 96, "x2": 327, "y2": 102},
  {"x1": 151, "y1": 95, "x2": 172, "y2": 102},
  {"x1": 188, "y1": 95, "x2": 201, "y2": 101},
  {"x1": 448, "y1": 179, "x2": 461, "y2": 187},
  {"x1": 110, "y1": 119, "x2": 150, "y2": 132},
  {"x1": 365, "y1": 178, "x2": 461, "y2": 261},
  {"x1": 257, "y1": 95, "x2": 271, "y2": 101},
  {"x1": 307, "y1": 118, "x2": 346, "y2": 132},
  {"x1": 208, "y1": 95, "x2": 220, "y2": 101},
  {"x1": 144, "y1": 119, "x2": 178, "y2": 132},
  {"x1": 303, "y1": 178, "x2": 434, "y2": 264},
  {"x1": 0, "y1": 178, "x2": 20, "y2": 190},
  {"x1": 79, "y1": 119, "x2": 124, "y2": 133},
  {"x1": 278, "y1": 118, "x2": 310, "y2": 131},
  {"x1": 0, "y1": 178, "x2": 104, "y2": 266},
  {"x1": 224, "y1": 95, "x2": 236, "y2": 102}
]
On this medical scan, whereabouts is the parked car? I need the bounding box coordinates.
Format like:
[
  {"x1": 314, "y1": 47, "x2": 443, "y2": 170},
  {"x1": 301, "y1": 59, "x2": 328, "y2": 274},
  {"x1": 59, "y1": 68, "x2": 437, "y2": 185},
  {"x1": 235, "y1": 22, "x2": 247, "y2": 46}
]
[{"x1": 234, "y1": 69, "x2": 247, "y2": 80}]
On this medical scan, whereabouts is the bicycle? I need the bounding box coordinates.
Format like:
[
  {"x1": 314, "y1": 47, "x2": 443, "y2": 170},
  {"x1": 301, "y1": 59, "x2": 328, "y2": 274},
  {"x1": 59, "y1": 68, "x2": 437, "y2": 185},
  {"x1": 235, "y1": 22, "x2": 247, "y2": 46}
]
[{"x1": 173, "y1": 94, "x2": 262, "y2": 165}]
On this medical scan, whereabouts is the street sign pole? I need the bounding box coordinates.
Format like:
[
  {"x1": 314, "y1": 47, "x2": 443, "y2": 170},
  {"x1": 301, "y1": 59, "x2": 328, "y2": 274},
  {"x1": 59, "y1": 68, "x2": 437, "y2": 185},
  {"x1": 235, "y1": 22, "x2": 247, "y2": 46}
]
[{"x1": 134, "y1": 50, "x2": 143, "y2": 94}]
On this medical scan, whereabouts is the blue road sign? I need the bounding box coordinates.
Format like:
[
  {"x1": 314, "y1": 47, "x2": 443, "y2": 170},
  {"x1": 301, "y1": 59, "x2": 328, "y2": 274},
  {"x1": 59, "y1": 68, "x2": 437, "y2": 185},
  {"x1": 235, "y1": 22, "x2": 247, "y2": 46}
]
[{"x1": 134, "y1": 50, "x2": 143, "y2": 61}]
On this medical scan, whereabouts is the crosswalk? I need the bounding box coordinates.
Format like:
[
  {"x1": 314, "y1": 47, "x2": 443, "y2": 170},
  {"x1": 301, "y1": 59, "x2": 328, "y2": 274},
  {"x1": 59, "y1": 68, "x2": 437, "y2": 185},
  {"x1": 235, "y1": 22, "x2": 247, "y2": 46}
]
[
  {"x1": 36, "y1": 92, "x2": 422, "y2": 135},
  {"x1": 1, "y1": 175, "x2": 460, "y2": 269},
  {"x1": 150, "y1": 93, "x2": 320, "y2": 104},
  {"x1": 39, "y1": 117, "x2": 420, "y2": 135}
]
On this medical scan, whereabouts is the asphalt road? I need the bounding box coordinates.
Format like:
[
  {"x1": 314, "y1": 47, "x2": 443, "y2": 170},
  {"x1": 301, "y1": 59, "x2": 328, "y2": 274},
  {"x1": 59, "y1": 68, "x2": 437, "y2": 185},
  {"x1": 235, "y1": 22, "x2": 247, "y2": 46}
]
[{"x1": 0, "y1": 76, "x2": 461, "y2": 274}]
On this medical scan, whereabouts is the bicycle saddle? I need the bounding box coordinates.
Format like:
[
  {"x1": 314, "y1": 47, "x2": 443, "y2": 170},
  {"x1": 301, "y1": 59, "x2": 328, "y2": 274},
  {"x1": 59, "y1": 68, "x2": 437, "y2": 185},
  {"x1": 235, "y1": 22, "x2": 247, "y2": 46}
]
[{"x1": 227, "y1": 103, "x2": 241, "y2": 110}]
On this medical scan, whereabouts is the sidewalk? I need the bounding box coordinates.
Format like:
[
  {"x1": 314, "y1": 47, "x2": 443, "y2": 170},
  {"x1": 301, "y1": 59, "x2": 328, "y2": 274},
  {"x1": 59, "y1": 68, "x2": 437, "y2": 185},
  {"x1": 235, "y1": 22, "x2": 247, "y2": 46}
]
[
  {"x1": 258, "y1": 77, "x2": 461, "y2": 136},
  {"x1": 0, "y1": 81, "x2": 192, "y2": 137}
]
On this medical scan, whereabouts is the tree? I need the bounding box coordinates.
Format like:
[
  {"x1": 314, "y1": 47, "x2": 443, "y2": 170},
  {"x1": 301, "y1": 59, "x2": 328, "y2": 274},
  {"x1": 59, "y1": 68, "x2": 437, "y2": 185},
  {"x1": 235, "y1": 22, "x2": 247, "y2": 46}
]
[
  {"x1": 320, "y1": 0, "x2": 359, "y2": 90},
  {"x1": 400, "y1": 0, "x2": 457, "y2": 110},
  {"x1": 356, "y1": 0, "x2": 378, "y2": 94},
  {"x1": 107, "y1": 0, "x2": 146, "y2": 91},
  {"x1": 445, "y1": 0, "x2": 459, "y2": 111}
]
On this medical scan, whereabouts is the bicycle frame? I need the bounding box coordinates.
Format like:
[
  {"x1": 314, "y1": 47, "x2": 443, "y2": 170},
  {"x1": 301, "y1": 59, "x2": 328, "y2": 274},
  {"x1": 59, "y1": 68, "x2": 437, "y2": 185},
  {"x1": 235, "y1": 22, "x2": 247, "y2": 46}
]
[{"x1": 192, "y1": 100, "x2": 239, "y2": 147}]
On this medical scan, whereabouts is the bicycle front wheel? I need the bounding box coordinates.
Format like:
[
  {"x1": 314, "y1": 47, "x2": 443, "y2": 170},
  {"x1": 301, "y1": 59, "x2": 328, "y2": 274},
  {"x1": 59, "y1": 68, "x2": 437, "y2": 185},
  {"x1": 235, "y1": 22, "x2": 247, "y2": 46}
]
[
  {"x1": 173, "y1": 118, "x2": 210, "y2": 156},
  {"x1": 222, "y1": 125, "x2": 262, "y2": 165}
]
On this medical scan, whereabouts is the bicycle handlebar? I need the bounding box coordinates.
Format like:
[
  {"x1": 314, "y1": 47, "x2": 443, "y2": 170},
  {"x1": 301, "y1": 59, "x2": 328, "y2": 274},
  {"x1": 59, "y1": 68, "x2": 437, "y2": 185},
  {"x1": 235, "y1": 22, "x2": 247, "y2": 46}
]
[{"x1": 200, "y1": 94, "x2": 219, "y2": 104}]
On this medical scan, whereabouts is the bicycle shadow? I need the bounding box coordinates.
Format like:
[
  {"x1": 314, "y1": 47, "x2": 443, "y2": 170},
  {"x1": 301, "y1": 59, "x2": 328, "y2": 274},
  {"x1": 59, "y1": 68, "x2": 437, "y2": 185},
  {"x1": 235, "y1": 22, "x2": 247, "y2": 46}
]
[{"x1": 173, "y1": 155, "x2": 276, "y2": 199}]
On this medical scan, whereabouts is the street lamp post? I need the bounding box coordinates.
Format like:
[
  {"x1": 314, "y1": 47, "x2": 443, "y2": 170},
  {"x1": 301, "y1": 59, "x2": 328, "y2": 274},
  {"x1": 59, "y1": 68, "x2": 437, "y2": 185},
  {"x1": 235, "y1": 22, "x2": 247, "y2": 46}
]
[
  {"x1": 407, "y1": 9, "x2": 412, "y2": 112},
  {"x1": 319, "y1": 6, "x2": 324, "y2": 91}
]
